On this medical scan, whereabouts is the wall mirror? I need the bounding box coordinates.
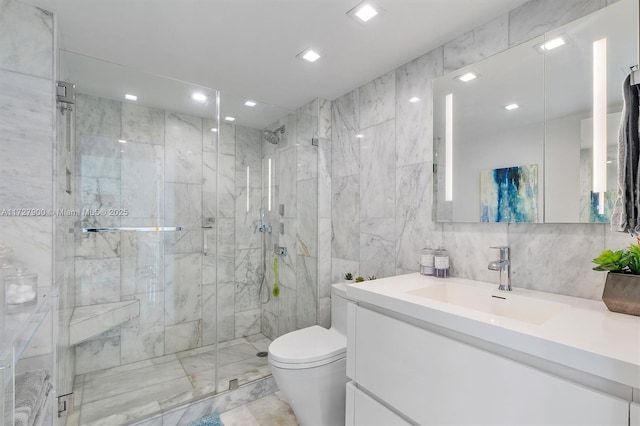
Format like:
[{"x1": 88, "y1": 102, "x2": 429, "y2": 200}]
[{"x1": 433, "y1": 0, "x2": 638, "y2": 223}]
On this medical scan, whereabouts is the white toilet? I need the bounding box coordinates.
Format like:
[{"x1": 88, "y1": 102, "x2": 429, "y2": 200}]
[{"x1": 268, "y1": 283, "x2": 351, "y2": 426}]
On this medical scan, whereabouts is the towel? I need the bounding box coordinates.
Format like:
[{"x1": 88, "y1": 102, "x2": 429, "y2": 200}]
[
  {"x1": 611, "y1": 73, "x2": 640, "y2": 234},
  {"x1": 14, "y1": 369, "x2": 51, "y2": 426}
]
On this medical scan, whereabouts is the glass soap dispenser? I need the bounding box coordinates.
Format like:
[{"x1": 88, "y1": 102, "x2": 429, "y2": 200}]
[
  {"x1": 420, "y1": 244, "x2": 435, "y2": 276},
  {"x1": 434, "y1": 246, "x2": 450, "y2": 278}
]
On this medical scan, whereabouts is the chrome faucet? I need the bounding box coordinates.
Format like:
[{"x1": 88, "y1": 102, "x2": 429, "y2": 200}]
[{"x1": 488, "y1": 246, "x2": 511, "y2": 291}]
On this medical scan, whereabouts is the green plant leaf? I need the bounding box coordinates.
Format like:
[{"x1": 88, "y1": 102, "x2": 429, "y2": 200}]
[{"x1": 592, "y1": 249, "x2": 626, "y2": 272}]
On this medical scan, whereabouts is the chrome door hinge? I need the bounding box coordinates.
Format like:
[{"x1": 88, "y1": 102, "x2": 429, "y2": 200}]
[{"x1": 58, "y1": 393, "x2": 74, "y2": 417}]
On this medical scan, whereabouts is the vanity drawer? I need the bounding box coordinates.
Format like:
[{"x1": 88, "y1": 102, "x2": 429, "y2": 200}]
[
  {"x1": 346, "y1": 382, "x2": 410, "y2": 426},
  {"x1": 351, "y1": 305, "x2": 629, "y2": 425}
]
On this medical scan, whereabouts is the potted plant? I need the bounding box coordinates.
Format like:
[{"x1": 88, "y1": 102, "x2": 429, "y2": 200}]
[
  {"x1": 355, "y1": 276, "x2": 365, "y2": 283},
  {"x1": 343, "y1": 272, "x2": 353, "y2": 282},
  {"x1": 592, "y1": 243, "x2": 640, "y2": 316}
]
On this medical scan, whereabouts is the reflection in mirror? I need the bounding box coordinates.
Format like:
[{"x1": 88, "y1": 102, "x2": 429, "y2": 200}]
[
  {"x1": 434, "y1": 37, "x2": 545, "y2": 223},
  {"x1": 544, "y1": 0, "x2": 637, "y2": 223},
  {"x1": 433, "y1": 0, "x2": 638, "y2": 223}
]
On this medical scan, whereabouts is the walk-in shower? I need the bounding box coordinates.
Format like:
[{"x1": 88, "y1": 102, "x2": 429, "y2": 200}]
[
  {"x1": 263, "y1": 125, "x2": 285, "y2": 144},
  {"x1": 57, "y1": 50, "x2": 274, "y2": 425}
]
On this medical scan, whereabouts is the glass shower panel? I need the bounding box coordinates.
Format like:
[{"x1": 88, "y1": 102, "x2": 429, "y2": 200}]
[{"x1": 61, "y1": 50, "x2": 219, "y2": 424}]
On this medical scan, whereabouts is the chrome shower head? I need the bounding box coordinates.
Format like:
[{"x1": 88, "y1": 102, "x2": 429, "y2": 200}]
[{"x1": 263, "y1": 125, "x2": 285, "y2": 144}]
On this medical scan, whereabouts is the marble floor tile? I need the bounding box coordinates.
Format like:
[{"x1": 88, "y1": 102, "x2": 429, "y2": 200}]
[
  {"x1": 221, "y1": 405, "x2": 261, "y2": 426},
  {"x1": 218, "y1": 341, "x2": 261, "y2": 365},
  {"x1": 82, "y1": 359, "x2": 186, "y2": 403},
  {"x1": 74, "y1": 334, "x2": 273, "y2": 425},
  {"x1": 247, "y1": 393, "x2": 299, "y2": 426}
]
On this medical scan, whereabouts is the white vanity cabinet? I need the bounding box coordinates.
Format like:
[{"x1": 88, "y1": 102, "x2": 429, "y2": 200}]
[{"x1": 347, "y1": 304, "x2": 630, "y2": 426}]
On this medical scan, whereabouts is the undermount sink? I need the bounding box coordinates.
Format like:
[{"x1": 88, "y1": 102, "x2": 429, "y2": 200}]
[{"x1": 407, "y1": 283, "x2": 568, "y2": 325}]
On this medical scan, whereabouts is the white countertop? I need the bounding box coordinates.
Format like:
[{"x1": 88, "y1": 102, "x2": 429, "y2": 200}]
[{"x1": 346, "y1": 273, "x2": 640, "y2": 389}]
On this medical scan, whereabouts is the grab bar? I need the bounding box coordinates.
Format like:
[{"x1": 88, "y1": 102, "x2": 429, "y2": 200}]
[{"x1": 82, "y1": 226, "x2": 185, "y2": 233}]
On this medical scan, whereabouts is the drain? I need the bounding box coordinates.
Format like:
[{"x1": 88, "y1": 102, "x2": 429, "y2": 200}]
[{"x1": 256, "y1": 351, "x2": 268, "y2": 358}]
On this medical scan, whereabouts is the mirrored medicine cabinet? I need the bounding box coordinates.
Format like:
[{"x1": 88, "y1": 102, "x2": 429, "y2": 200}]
[{"x1": 433, "y1": 0, "x2": 638, "y2": 223}]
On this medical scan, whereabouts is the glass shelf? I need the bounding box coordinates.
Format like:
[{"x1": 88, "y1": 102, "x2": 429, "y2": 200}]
[{"x1": 0, "y1": 287, "x2": 53, "y2": 373}]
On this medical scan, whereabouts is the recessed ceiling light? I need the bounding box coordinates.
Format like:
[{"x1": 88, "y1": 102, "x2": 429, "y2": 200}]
[
  {"x1": 225, "y1": 116, "x2": 236, "y2": 122},
  {"x1": 355, "y1": 134, "x2": 364, "y2": 138},
  {"x1": 297, "y1": 48, "x2": 321, "y2": 63},
  {"x1": 118, "y1": 139, "x2": 127, "y2": 144},
  {"x1": 504, "y1": 103, "x2": 519, "y2": 111},
  {"x1": 354, "y1": 3, "x2": 378, "y2": 22},
  {"x1": 211, "y1": 128, "x2": 218, "y2": 132},
  {"x1": 541, "y1": 37, "x2": 566, "y2": 51},
  {"x1": 125, "y1": 94, "x2": 137, "y2": 101},
  {"x1": 192, "y1": 92, "x2": 207, "y2": 103},
  {"x1": 244, "y1": 100, "x2": 257, "y2": 107},
  {"x1": 456, "y1": 72, "x2": 477, "y2": 82},
  {"x1": 409, "y1": 97, "x2": 420, "y2": 103}
]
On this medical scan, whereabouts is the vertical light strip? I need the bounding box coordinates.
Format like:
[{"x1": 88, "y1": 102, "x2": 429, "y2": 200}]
[
  {"x1": 445, "y1": 93, "x2": 454, "y2": 201},
  {"x1": 268, "y1": 158, "x2": 272, "y2": 212},
  {"x1": 246, "y1": 166, "x2": 250, "y2": 212},
  {"x1": 593, "y1": 38, "x2": 607, "y2": 214}
]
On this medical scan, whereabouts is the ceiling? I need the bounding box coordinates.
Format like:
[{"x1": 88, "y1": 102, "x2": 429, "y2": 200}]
[{"x1": 25, "y1": 0, "x2": 530, "y2": 128}]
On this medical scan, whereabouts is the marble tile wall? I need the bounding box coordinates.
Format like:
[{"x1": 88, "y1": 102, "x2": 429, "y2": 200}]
[
  {"x1": 0, "y1": 0, "x2": 58, "y2": 391},
  {"x1": 261, "y1": 98, "x2": 331, "y2": 338},
  {"x1": 331, "y1": 0, "x2": 628, "y2": 300}
]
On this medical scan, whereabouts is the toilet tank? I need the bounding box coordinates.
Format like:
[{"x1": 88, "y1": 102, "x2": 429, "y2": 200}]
[{"x1": 330, "y1": 283, "x2": 353, "y2": 336}]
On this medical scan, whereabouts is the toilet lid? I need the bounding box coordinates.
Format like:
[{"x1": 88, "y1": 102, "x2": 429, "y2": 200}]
[{"x1": 269, "y1": 325, "x2": 346, "y2": 365}]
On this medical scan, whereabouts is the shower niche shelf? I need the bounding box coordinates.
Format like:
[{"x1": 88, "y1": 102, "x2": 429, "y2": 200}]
[{"x1": 69, "y1": 300, "x2": 140, "y2": 345}]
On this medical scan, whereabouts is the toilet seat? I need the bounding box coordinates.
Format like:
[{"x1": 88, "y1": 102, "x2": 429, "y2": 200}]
[{"x1": 269, "y1": 325, "x2": 346, "y2": 369}]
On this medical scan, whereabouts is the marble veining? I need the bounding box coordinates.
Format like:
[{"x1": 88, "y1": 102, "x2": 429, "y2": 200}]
[
  {"x1": 359, "y1": 71, "x2": 396, "y2": 129},
  {"x1": 122, "y1": 103, "x2": 165, "y2": 145},
  {"x1": 331, "y1": 175, "x2": 360, "y2": 261},
  {"x1": 75, "y1": 94, "x2": 122, "y2": 139},
  {"x1": 164, "y1": 112, "x2": 203, "y2": 184},
  {"x1": 75, "y1": 257, "x2": 121, "y2": 306},
  {"x1": 234, "y1": 249, "x2": 261, "y2": 312},
  {"x1": 509, "y1": 0, "x2": 607, "y2": 47},
  {"x1": 201, "y1": 284, "x2": 217, "y2": 346},
  {"x1": 121, "y1": 142, "x2": 164, "y2": 220},
  {"x1": 0, "y1": 70, "x2": 53, "y2": 209},
  {"x1": 0, "y1": 0, "x2": 53, "y2": 78},
  {"x1": 508, "y1": 223, "x2": 605, "y2": 299},
  {"x1": 296, "y1": 256, "x2": 318, "y2": 328},
  {"x1": 359, "y1": 120, "x2": 395, "y2": 219},
  {"x1": 441, "y1": 223, "x2": 509, "y2": 283},
  {"x1": 296, "y1": 179, "x2": 318, "y2": 257},
  {"x1": 164, "y1": 252, "x2": 202, "y2": 326},
  {"x1": 331, "y1": 89, "x2": 360, "y2": 178},
  {"x1": 360, "y1": 218, "x2": 396, "y2": 279},
  {"x1": 165, "y1": 320, "x2": 202, "y2": 353},
  {"x1": 443, "y1": 15, "x2": 509, "y2": 74},
  {"x1": 395, "y1": 163, "x2": 435, "y2": 272},
  {"x1": 395, "y1": 48, "x2": 442, "y2": 167},
  {"x1": 277, "y1": 147, "x2": 298, "y2": 218}
]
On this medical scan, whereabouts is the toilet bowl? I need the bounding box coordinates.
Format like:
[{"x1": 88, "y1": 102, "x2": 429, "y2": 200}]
[{"x1": 268, "y1": 283, "x2": 351, "y2": 426}]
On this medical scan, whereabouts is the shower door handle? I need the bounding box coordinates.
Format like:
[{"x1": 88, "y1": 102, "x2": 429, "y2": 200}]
[{"x1": 82, "y1": 226, "x2": 185, "y2": 233}]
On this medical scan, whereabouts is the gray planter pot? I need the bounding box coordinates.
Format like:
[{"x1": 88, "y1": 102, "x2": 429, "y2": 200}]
[{"x1": 602, "y1": 272, "x2": 640, "y2": 316}]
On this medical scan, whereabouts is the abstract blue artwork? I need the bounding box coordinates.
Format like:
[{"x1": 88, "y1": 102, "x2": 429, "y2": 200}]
[
  {"x1": 480, "y1": 164, "x2": 538, "y2": 222},
  {"x1": 590, "y1": 190, "x2": 614, "y2": 223}
]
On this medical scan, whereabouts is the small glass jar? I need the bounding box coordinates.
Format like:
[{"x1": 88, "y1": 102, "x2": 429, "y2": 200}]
[
  {"x1": 434, "y1": 246, "x2": 450, "y2": 278},
  {"x1": 5, "y1": 267, "x2": 37, "y2": 308},
  {"x1": 420, "y1": 247, "x2": 435, "y2": 275}
]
